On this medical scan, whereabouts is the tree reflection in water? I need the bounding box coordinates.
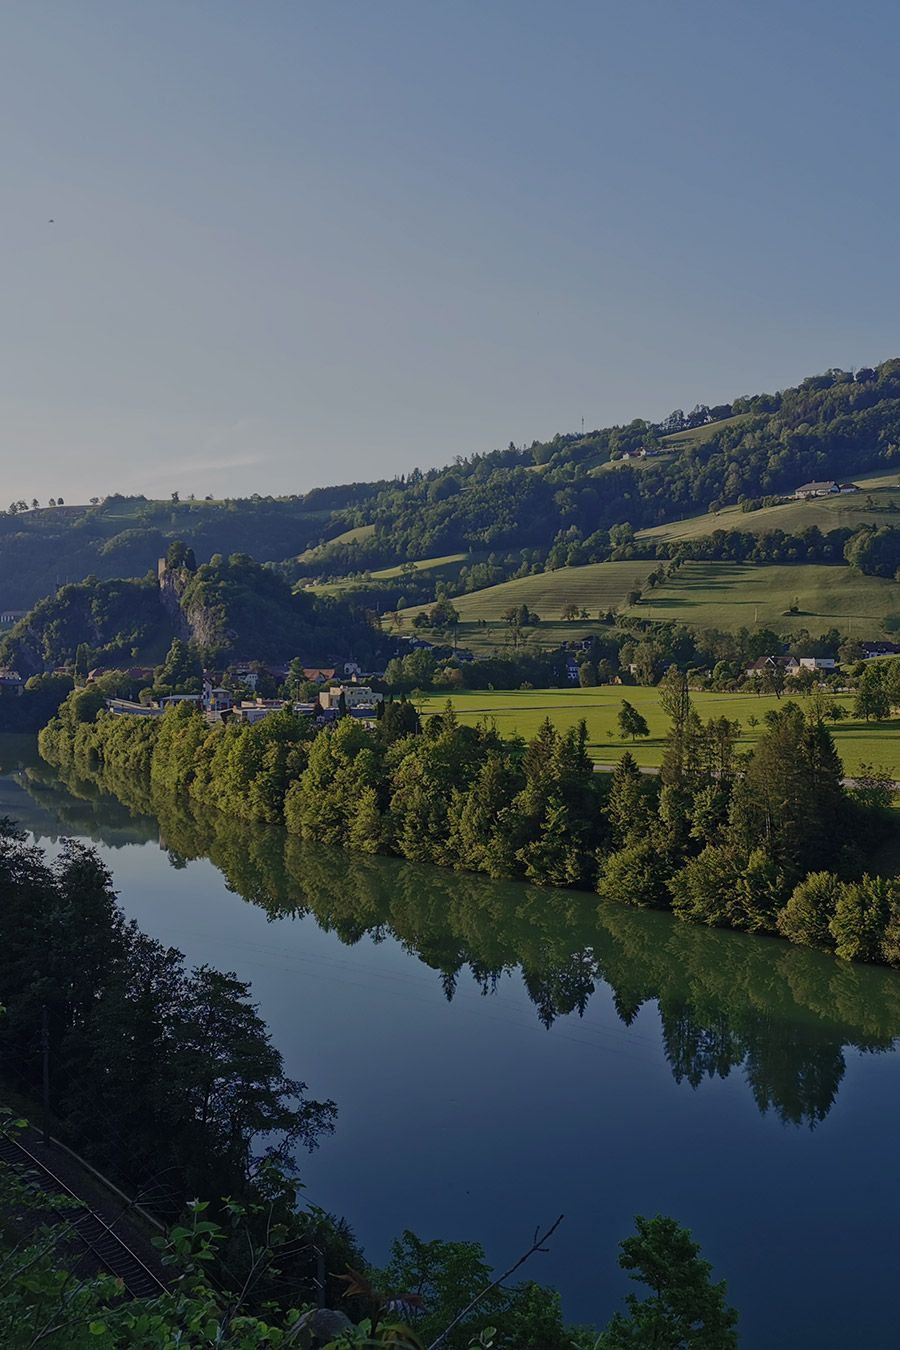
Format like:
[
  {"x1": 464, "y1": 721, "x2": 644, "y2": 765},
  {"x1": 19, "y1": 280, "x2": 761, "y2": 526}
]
[{"x1": 9, "y1": 744, "x2": 900, "y2": 1130}]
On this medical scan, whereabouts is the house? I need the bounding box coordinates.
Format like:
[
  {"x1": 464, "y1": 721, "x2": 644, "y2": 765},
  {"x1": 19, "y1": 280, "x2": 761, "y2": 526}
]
[
  {"x1": 201, "y1": 679, "x2": 232, "y2": 713},
  {"x1": 744, "y1": 655, "x2": 797, "y2": 679},
  {"x1": 302, "y1": 667, "x2": 337, "y2": 684},
  {"x1": 839, "y1": 483, "x2": 861, "y2": 494},
  {"x1": 793, "y1": 481, "x2": 840, "y2": 500},
  {"x1": 318, "y1": 684, "x2": 383, "y2": 711},
  {"x1": 0, "y1": 668, "x2": 24, "y2": 695},
  {"x1": 860, "y1": 641, "x2": 900, "y2": 660},
  {"x1": 792, "y1": 657, "x2": 836, "y2": 675},
  {"x1": 565, "y1": 656, "x2": 580, "y2": 684},
  {"x1": 0, "y1": 610, "x2": 28, "y2": 626},
  {"x1": 159, "y1": 693, "x2": 202, "y2": 709},
  {"x1": 232, "y1": 700, "x2": 286, "y2": 725},
  {"x1": 230, "y1": 665, "x2": 259, "y2": 692}
]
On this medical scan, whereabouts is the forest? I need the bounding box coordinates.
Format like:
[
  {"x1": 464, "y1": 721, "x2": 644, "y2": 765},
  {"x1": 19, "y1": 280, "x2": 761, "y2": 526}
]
[{"x1": 38, "y1": 672, "x2": 900, "y2": 966}]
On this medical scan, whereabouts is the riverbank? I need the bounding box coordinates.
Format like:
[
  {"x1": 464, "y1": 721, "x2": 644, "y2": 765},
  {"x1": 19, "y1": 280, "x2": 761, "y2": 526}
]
[{"x1": 36, "y1": 685, "x2": 900, "y2": 969}]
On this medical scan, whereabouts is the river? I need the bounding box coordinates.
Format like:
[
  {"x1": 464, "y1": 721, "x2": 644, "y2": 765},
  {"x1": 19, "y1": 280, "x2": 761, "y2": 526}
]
[{"x1": 2, "y1": 734, "x2": 899, "y2": 1347}]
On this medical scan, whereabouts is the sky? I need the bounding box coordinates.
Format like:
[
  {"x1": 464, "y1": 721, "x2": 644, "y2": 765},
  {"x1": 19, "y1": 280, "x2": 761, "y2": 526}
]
[{"x1": 2, "y1": 0, "x2": 900, "y2": 505}]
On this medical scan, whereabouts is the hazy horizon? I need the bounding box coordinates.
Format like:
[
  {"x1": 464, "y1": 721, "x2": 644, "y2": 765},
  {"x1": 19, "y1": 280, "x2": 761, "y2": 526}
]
[{"x1": 3, "y1": 1, "x2": 900, "y2": 503}]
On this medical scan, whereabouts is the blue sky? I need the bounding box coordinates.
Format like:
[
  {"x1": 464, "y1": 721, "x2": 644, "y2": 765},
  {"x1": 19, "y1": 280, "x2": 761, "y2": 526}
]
[{"x1": 2, "y1": 1, "x2": 899, "y2": 503}]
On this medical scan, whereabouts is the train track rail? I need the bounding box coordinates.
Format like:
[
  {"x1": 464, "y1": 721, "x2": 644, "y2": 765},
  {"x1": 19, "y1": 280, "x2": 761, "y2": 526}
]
[{"x1": 0, "y1": 1132, "x2": 168, "y2": 1299}]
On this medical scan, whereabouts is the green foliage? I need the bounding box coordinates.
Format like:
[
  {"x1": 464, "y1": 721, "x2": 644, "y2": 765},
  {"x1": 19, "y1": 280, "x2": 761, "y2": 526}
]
[
  {"x1": 617, "y1": 701, "x2": 650, "y2": 742},
  {"x1": 598, "y1": 1214, "x2": 738, "y2": 1349},
  {"x1": 829, "y1": 874, "x2": 900, "y2": 963},
  {"x1": 776, "y1": 871, "x2": 843, "y2": 950},
  {"x1": 153, "y1": 637, "x2": 203, "y2": 694}
]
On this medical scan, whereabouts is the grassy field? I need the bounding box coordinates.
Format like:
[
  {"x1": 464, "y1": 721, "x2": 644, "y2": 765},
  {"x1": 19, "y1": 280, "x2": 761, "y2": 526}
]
[
  {"x1": 393, "y1": 555, "x2": 898, "y2": 653},
  {"x1": 640, "y1": 468, "x2": 900, "y2": 543},
  {"x1": 413, "y1": 685, "x2": 900, "y2": 777},
  {"x1": 634, "y1": 560, "x2": 898, "y2": 635},
  {"x1": 306, "y1": 551, "x2": 471, "y2": 597},
  {"x1": 296, "y1": 524, "x2": 376, "y2": 562},
  {"x1": 370, "y1": 553, "x2": 469, "y2": 581},
  {"x1": 395, "y1": 561, "x2": 647, "y2": 654}
]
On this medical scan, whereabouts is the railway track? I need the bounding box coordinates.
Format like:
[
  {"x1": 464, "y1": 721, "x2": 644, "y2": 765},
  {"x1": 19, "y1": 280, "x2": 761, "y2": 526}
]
[{"x1": 0, "y1": 1132, "x2": 168, "y2": 1299}]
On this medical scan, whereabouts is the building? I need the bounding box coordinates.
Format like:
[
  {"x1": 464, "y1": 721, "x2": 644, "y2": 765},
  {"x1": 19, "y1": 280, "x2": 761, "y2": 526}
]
[
  {"x1": 839, "y1": 482, "x2": 861, "y2": 493},
  {"x1": 860, "y1": 641, "x2": 900, "y2": 660},
  {"x1": 0, "y1": 610, "x2": 28, "y2": 626},
  {"x1": 106, "y1": 698, "x2": 165, "y2": 718},
  {"x1": 745, "y1": 655, "x2": 796, "y2": 679},
  {"x1": 159, "y1": 693, "x2": 202, "y2": 709},
  {"x1": 318, "y1": 684, "x2": 383, "y2": 711},
  {"x1": 302, "y1": 667, "x2": 337, "y2": 684},
  {"x1": 793, "y1": 657, "x2": 836, "y2": 675},
  {"x1": 0, "y1": 668, "x2": 24, "y2": 695},
  {"x1": 201, "y1": 678, "x2": 232, "y2": 712},
  {"x1": 232, "y1": 700, "x2": 286, "y2": 725},
  {"x1": 793, "y1": 481, "x2": 840, "y2": 499}
]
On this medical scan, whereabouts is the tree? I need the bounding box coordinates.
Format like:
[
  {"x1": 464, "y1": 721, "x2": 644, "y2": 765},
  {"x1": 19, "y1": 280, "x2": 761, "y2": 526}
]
[
  {"x1": 154, "y1": 638, "x2": 202, "y2": 694},
  {"x1": 854, "y1": 670, "x2": 890, "y2": 721},
  {"x1": 618, "y1": 701, "x2": 650, "y2": 743},
  {"x1": 605, "y1": 751, "x2": 650, "y2": 845},
  {"x1": 598, "y1": 1214, "x2": 738, "y2": 1349},
  {"x1": 165, "y1": 538, "x2": 197, "y2": 572},
  {"x1": 561, "y1": 601, "x2": 580, "y2": 621},
  {"x1": 578, "y1": 660, "x2": 598, "y2": 687},
  {"x1": 830, "y1": 875, "x2": 898, "y2": 963},
  {"x1": 776, "y1": 872, "x2": 843, "y2": 950}
]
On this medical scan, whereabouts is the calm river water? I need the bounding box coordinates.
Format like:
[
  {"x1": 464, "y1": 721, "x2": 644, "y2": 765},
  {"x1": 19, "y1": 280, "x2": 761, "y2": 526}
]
[{"x1": 2, "y1": 734, "x2": 899, "y2": 1347}]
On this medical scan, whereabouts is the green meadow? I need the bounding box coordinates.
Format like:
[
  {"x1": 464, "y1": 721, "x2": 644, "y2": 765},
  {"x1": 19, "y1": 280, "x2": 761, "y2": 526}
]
[
  {"x1": 413, "y1": 685, "x2": 900, "y2": 778},
  {"x1": 395, "y1": 555, "x2": 899, "y2": 654}
]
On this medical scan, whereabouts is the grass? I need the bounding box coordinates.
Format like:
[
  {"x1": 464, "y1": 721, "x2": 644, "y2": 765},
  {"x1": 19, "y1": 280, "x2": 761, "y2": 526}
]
[
  {"x1": 393, "y1": 561, "x2": 647, "y2": 655},
  {"x1": 392, "y1": 556, "x2": 898, "y2": 654},
  {"x1": 296, "y1": 524, "x2": 376, "y2": 563},
  {"x1": 371, "y1": 553, "x2": 469, "y2": 581},
  {"x1": 640, "y1": 468, "x2": 900, "y2": 543},
  {"x1": 306, "y1": 551, "x2": 471, "y2": 597},
  {"x1": 634, "y1": 560, "x2": 898, "y2": 635},
  {"x1": 412, "y1": 685, "x2": 900, "y2": 777}
]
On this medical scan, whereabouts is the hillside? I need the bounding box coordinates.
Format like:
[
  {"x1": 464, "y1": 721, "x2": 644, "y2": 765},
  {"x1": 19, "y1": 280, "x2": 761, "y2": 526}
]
[
  {"x1": 397, "y1": 552, "x2": 899, "y2": 652},
  {"x1": 5, "y1": 358, "x2": 900, "y2": 620},
  {"x1": 640, "y1": 468, "x2": 900, "y2": 543},
  {"x1": 0, "y1": 488, "x2": 384, "y2": 611},
  {"x1": 0, "y1": 553, "x2": 390, "y2": 676}
]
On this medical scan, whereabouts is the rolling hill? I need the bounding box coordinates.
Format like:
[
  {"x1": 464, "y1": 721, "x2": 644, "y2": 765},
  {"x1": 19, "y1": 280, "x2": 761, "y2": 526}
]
[
  {"x1": 396, "y1": 552, "x2": 899, "y2": 653},
  {"x1": 6, "y1": 358, "x2": 900, "y2": 629},
  {"x1": 639, "y1": 468, "x2": 900, "y2": 543}
]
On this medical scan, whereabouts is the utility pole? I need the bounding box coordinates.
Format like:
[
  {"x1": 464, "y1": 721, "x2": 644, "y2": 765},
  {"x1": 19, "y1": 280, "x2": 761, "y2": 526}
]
[{"x1": 40, "y1": 1004, "x2": 50, "y2": 1146}]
